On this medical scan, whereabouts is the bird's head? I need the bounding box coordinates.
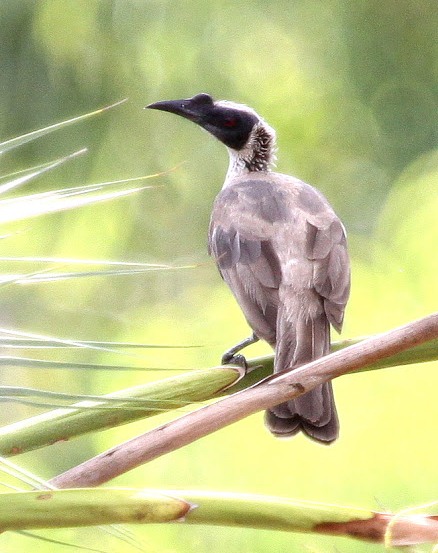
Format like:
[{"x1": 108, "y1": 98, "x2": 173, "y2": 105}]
[{"x1": 146, "y1": 93, "x2": 262, "y2": 151}]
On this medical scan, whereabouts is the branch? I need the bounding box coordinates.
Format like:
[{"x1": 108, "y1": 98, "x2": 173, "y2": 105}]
[
  {"x1": 50, "y1": 312, "x2": 438, "y2": 489},
  {"x1": 1, "y1": 335, "x2": 436, "y2": 457},
  {"x1": 233, "y1": 335, "x2": 438, "y2": 391}
]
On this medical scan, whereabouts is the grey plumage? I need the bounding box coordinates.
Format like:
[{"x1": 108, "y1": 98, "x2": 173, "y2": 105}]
[
  {"x1": 209, "y1": 173, "x2": 349, "y2": 443},
  {"x1": 147, "y1": 93, "x2": 350, "y2": 444}
]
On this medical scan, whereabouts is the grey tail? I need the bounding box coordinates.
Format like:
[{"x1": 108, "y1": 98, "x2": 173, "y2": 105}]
[{"x1": 265, "y1": 310, "x2": 339, "y2": 444}]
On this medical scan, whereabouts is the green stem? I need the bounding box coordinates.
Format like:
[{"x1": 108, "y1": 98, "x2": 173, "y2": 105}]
[
  {"x1": 0, "y1": 368, "x2": 240, "y2": 457},
  {"x1": 0, "y1": 335, "x2": 436, "y2": 457}
]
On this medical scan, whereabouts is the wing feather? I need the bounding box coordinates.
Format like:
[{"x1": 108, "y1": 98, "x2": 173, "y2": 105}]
[
  {"x1": 209, "y1": 174, "x2": 350, "y2": 337},
  {"x1": 306, "y1": 221, "x2": 350, "y2": 331}
]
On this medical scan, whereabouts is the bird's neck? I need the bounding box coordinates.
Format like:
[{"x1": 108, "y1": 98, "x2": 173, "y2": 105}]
[{"x1": 224, "y1": 122, "x2": 277, "y2": 185}]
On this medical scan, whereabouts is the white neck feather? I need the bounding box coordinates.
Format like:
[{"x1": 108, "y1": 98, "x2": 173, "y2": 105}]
[{"x1": 223, "y1": 120, "x2": 277, "y2": 186}]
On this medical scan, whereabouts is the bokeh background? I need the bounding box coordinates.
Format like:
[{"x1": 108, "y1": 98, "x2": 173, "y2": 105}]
[{"x1": 0, "y1": 0, "x2": 437, "y2": 551}]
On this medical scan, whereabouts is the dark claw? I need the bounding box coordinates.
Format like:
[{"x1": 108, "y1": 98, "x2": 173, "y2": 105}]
[{"x1": 221, "y1": 353, "x2": 248, "y2": 371}]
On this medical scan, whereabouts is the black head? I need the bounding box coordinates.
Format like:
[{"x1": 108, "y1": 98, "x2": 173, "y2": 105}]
[{"x1": 146, "y1": 93, "x2": 259, "y2": 150}]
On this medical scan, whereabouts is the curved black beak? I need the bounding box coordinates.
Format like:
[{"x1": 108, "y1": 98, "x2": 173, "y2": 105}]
[
  {"x1": 145, "y1": 93, "x2": 214, "y2": 124},
  {"x1": 146, "y1": 99, "x2": 197, "y2": 120}
]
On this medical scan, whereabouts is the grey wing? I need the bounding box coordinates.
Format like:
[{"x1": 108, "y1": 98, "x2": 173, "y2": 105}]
[
  {"x1": 208, "y1": 224, "x2": 281, "y2": 345},
  {"x1": 305, "y1": 219, "x2": 350, "y2": 332}
]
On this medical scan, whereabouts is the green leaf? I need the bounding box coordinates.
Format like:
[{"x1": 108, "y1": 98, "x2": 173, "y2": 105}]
[
  {"x1": 0, "y1": 149, "x2": 87, "y2": 196},
  {"x1": 0, "y1": 178, "x2": 151, "y2": 225},
  {"x1": 0, "y1": 335, "x2": 199, "y2": 350},
  {"x1": 0, "y1": 99, "x2": 127, "y2": 155},
  {"x1": 0, "y1": 367, "x2": 240, "y2": 456}
]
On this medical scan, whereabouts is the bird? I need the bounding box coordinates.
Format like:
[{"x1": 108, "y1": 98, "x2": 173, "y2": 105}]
[{"x1": 146, "y1": 93, "x2": 350, "y2": 444}]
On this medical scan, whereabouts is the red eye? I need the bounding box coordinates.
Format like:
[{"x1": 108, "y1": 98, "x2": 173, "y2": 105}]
[{"x1": 224, "y1": 117, "x2": 237, "y2": 127}]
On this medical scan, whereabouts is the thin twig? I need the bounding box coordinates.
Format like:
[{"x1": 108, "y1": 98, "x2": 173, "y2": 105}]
[{"x1": 50, "y1": 313, "x2": 438, "y2": 489}]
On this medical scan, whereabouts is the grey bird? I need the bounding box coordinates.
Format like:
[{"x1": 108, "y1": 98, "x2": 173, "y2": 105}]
[{"x1": 146, "y1": 93, "x2": 350, "y2": 444}]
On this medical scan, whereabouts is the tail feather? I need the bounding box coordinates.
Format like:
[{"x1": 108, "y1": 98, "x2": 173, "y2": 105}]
[{"x1": 265, "y1": 308, "x2": 339, "y2": 444}]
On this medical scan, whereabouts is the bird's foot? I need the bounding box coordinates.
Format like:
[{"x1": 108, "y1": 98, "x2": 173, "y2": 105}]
[
  {"x1": 221, "y1": 352, "x2": 248, "y2": 371},
  {"x1": 221, "y1": 333, "x2": 258, "y2": 372}
]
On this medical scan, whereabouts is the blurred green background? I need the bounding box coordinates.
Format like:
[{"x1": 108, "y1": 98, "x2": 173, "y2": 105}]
[{"x1": 0, "y1": 0, "x2": 437, "y2": 551}]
